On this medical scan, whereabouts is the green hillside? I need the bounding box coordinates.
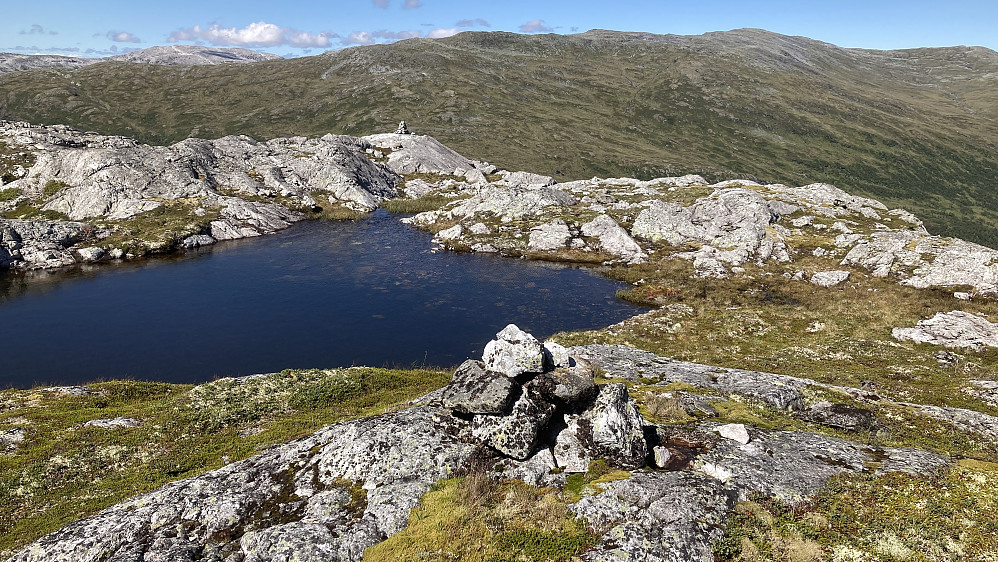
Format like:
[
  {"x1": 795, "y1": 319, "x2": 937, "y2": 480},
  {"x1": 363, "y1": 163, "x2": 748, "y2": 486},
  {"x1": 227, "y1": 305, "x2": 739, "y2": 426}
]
[{"x1": 2, "y1": 29, "x2": 997, "y2": 244}]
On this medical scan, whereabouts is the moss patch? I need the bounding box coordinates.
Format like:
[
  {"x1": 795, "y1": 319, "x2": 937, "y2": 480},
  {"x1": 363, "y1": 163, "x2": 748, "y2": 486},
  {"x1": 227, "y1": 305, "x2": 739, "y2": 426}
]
[
  {"x1": 363, "y1": 471, "x2": 596, "y2": 562},
  {"x1": 713, "y1": 466, "x2": 998, "y2": 560}
]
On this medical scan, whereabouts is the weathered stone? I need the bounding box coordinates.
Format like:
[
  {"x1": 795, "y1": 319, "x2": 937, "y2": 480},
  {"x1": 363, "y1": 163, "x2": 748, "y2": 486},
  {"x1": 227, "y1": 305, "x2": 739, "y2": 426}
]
[
  {"x1": 0, "y1": 218, "x2": 96, "y2": 270},
  {"x1": 694, "y1": 424, "x2": 949, "y2": 503},
  {"x1": 581, "y1": 214, "x2": 647, "y2": 264},
  {"x1": 82, "y1": 417, "x2": 141, "y2": 429},
  {"x1": 840, "y1": 230, "x2": 924, "y2": 278},
  {"x1": 531, "y1": 366, "x2": 597, "y2": 405},
  {"x1": 575, "y1": 384, "x2": 648, "y2": 469},
  {"x1": 892, "y1": 311, "x2": 998, "y2": 350},
  {"x1": 810, "y1": 270, "x2": 850, "y2": 287},
  {"x1": 900, "y1": 403, "x2": 998, "y2": 439},
  {"x1": 179, "y1": 234, "x2": 217, "y2": 249},
  {"x1": 801, "y1": 401, "x2": 881, "y2": 432},
  {"x1": 553, "y1": 416, "x2": 592, "y2": 472},
  {"x1": 471, "y1": 387, "x2": 555, "y2": 460},
  {"x1": 394, "y1": 121, "x2": 411, "y2": 135},
  {"x1": 716, "y1": 423, "x2": 750, "y2": 444},
  {"x1": 0, "y1": 427, "x2": 26, "y2": 452},
  {"x1": 482, "y1": 324, "x2": 546, "y2": 377},
  {"x1": 363, "y1": 133, "x2": 475, "y2": 175},
  {"x1": 500, "y1": 447, "x2": 563, "y2": 487},
  {"x1": 440, "y1": 360, "x2": 517, "y2": 415},
  {"x1": 447, "y1": 185, "x2": 576, "y2": 221},
  {"x1": 528, "y1": 219, "x2": 572, "y2": 251},
  {"x1": 903, "y1": 238, "x2": 998, "y2": 293},
  {"x1": 571, "y1": 471, "x2": 737, "y2": 562},
  {"x1": 632, "y1": 188, "x2": 789, "y2": 268},
  {"x1": 651, "y1": 446, "x2": 672, "y2": 469},
  {"x1": 8, "y1": 406, "x2": 477, "y2": 562},
  {"x1": 434, "y1": 224, "x2": 463, "y2": 242},
  {"x1": 570, "y1": 344, "x2": 807, "y2": 411},
  {"x1": 499, "y1": 170, "x2": 556, "y2": 188}
]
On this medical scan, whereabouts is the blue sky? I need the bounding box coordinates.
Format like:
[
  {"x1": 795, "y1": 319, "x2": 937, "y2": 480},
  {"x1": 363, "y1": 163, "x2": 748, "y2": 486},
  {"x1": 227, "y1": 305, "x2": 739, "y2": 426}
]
[{"x1": 3, "y1": 0, "x2": 997, "y2": 58}]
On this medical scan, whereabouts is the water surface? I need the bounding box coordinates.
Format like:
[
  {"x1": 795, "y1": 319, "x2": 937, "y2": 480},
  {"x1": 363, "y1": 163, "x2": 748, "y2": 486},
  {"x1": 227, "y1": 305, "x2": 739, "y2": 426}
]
[{"x1": 1, "y1": 212, "x2": 643, "y2": 388}]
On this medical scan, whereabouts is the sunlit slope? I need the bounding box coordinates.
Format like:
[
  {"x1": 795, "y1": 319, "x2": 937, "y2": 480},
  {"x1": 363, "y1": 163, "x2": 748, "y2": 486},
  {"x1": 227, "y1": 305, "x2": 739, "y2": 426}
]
[{"x1": 2, "y1": 29, "x2": 996, "y2": 244}]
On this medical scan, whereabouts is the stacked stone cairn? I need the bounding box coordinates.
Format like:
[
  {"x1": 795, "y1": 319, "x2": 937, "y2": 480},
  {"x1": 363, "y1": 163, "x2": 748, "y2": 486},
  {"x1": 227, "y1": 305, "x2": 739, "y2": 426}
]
[{"x1": 439, "y1": 324, "x2": 650, "y2": 470}]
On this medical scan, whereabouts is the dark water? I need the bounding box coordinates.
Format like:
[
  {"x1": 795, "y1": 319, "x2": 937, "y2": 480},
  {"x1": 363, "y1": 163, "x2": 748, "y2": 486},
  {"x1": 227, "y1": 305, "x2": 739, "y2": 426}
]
[{"x1": 0, "y1": 211, "x2": 643, "y2": 388}]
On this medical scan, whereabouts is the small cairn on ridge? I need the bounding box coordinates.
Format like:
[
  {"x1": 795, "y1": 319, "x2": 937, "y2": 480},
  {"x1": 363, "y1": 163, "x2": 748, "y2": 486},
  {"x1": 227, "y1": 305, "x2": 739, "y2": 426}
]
[{"x1": 394, "y1": 120, "x2": 412, "y2": 135}]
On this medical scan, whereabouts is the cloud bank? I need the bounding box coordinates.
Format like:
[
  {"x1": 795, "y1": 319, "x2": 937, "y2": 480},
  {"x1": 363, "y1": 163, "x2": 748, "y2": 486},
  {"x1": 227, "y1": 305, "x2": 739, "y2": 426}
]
[
  {"x1": 168, "y1": 22, "x2": 332, "y2": 48},
  {"x1": 340, "y1": 26, "x2": 460, "y2": 45}
]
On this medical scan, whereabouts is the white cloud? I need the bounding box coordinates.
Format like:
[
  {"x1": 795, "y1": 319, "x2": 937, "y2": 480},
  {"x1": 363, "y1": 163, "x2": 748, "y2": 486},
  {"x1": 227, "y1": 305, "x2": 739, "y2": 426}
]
[
  {"x1": 168, "y1": 22, "x2": 332, "y2": 48},
  {"x1": 107, "y1": 31, "x2": 142, "y2": 43},
  {"x1": 373, "y1": 0, "x2": 391, "y2": 7},
  {"x1": 456, "y1": 18, "x2": 490, "y2": 28},
  {"x1": 403, "y1": 0, "x2": 423, "y2": 8},
  {"x1": 341, "y1": 26, "x2": 464, "y2": 46},
  {"x1": 342, "y1": 29, "x2": 422, "y2": 45},
  {"x1": 519, "y1": 19, "x2": 554, "y2": 33},
  {"x1": 426, "y1": 28, "x2": 459, "y2": 39}
]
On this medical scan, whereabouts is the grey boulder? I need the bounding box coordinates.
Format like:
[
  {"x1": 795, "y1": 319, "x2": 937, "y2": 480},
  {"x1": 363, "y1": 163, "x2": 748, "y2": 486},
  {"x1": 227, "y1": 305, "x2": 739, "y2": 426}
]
[
  {"x1": 575, "y1": 383, "x2": 648, "y2": 469},
  {"x1": 440, "y1": 360, "x2": 516, "y2": 415}
]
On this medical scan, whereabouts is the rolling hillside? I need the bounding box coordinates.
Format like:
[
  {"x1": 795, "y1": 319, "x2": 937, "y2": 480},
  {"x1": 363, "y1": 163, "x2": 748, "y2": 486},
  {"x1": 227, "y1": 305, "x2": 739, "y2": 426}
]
[{"x1": 1, "y1": 29, "x2": 996, "y2": 244}]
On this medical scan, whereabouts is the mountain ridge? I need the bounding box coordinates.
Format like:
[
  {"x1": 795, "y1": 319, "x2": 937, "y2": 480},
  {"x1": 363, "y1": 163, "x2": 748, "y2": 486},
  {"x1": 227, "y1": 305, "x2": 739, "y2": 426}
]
[
  {"x1": 1, "y1": 29, "x2": 996, "y2": 247},
  {"x1": 0, "y1": 45, "x2": 281, "y2": 74}
]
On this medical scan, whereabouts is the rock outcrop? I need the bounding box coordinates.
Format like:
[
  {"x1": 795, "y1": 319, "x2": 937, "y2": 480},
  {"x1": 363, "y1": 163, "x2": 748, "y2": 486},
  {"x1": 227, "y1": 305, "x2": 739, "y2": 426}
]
[
  {"x1": 892, "y1": 311, "x2": 998, "y2": 350},
  {"x1": 9, "y1": 326, "x2": 964, "y2": 562}
]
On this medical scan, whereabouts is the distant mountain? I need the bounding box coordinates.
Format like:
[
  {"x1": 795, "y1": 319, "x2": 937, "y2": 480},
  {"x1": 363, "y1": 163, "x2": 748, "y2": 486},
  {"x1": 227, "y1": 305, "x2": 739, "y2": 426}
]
[
  {"x1": 106, "y1": 45, "x2": 282, "y2": 65},
  {"x1": 0, "y1": 53, "x2": 92, "y2": 74},
  {"x1": 0, "y1": 45, "x2": 280, "y2": 75},
  {"x1": 1, "y1": 29, "x2": 997, "y2": 245}
]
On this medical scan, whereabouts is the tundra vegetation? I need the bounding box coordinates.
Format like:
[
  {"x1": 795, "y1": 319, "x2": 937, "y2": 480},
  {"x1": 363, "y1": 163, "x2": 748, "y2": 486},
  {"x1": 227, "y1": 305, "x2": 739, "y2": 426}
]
[{"x1": 2, "y1": 121, "x2": 998, "y2": 559}]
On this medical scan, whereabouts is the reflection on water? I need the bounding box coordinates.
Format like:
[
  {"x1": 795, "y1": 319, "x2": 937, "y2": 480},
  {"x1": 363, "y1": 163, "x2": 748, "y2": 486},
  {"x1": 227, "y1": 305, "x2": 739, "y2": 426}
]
[{"x1": 1, "y1": 211, "x2": 644, "y2": 388}]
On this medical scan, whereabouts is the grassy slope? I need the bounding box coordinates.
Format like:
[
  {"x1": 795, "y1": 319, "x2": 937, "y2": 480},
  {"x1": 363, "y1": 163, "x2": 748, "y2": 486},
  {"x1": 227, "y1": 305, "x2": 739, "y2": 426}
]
[{"x1": 1, "y1": 29, "x2": 997, "y2": 245}]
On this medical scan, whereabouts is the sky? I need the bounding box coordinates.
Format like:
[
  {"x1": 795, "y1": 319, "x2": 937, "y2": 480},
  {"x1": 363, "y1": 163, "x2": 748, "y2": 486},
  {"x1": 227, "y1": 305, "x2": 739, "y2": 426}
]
[{"x1": 2, "y1": 0, "x2": 997, "y2": 58}]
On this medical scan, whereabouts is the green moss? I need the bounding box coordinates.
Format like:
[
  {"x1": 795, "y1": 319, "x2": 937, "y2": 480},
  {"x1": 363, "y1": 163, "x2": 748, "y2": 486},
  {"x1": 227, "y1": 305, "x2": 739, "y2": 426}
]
[
  {"x1": 2, "y1": 203, "x2": 70, "y2": 221},
  {"x1": 363, "y1": 474, "x2": 596, "y2": 561},
  {"x1": 0, "y1": 187, "x2": 21, "y2": 202},
  {"x1": 95, "y1": 199, "x2": 219, "y2": 255},
  {"x1": 714, "y1": 466, "x2": 998, "y2": 560},
  {"x1": 42, "y1": 180, "x2": 70, "y2": 198},
  {"x1": 379, "y1": 195, "x2": 455, "y2": 214}
]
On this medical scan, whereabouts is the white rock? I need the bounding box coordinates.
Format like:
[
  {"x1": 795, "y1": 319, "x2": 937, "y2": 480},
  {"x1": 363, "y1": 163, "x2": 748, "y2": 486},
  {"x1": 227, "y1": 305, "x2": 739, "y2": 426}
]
[
  {"x1": 482, "y1": 324, "x2": 546, "y2": 377},
  {"x1": 810, "y1": 270, "x2": 850, "y2": 287},
  {"x1": 435, "y1": 224, "x2": 463, "y2": 241},
  {"x1": 652, "y1": 446, "x2": 672, "y2": 469},
  {"x1": 717, "y1": 423, "x2": 751, "y2": 444},
  {"x1": 83, "y1": 417, "x2": 141, "y2": 429}
]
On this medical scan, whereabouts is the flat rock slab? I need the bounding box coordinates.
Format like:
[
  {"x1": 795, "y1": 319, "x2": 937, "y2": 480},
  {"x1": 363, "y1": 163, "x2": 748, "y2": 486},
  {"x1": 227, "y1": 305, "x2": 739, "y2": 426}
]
[
  {"x1": 892, "y1": 310, "x2": 998, "y2": 350},
  {"x1": 810, "y1": 270, "x2": 850, "y2": 287},
  {"x1": 693, "y1": 423, "x2": 949, "y2": 503},
  {"x1": 571, "y1": 471, "x2": 737, "y2": 562},
  {"x1": 571, "y1": 344, "x2": 808, "y2": 410},
  {"x1": 8, "y1": 406, "x2": 477, "y2": 562}
]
